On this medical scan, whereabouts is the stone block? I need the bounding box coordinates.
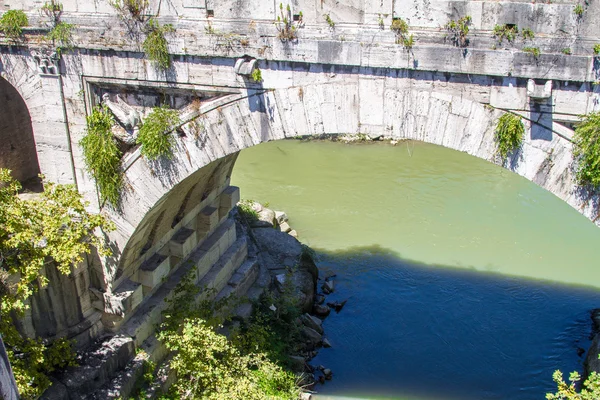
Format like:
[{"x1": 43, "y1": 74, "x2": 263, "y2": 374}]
[
  {"x1": 196, "y1": 205, "x2": 219, "y2": 236},
  {"x1": 219, "y1": 186, "x2": 240, "y2": 219},
  {"x1": 138, "y1": 253, "x2": 171, "y2": 289},
  {"x1": 169, "y1": 227, "x2": 198, "y2": 259},
  {"x1": 104, "y1": 279, "x2": 143, "y2": 317}
]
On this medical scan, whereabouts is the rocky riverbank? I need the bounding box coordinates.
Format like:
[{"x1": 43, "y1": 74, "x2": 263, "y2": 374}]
[{"x1": 236, "y1": 201, "x2": 345, "y2": 397}]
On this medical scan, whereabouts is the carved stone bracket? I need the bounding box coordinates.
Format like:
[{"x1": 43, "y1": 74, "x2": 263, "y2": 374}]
[
  {"x1": 527, "y1": 79, "x2": 552, "y2": 103},
  {"x1": 31, "y1": 49, "x2": 60, "y2": 75},
  {"x1": 234, "y1": 56, "x2": 257, "y2": 77}
]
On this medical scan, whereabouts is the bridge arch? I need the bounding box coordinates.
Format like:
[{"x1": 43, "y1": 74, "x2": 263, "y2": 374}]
[
  {"x1": 0, "y1": 76, "x2": 40, "y2": 185},
  {"x1": 108, "y1": 80, "x2": 584, "y2": 285}
]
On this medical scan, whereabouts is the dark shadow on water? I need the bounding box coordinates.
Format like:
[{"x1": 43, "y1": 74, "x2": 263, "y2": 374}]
[{"x1": 310, "y1": 245, "x2": 600, "y2": 400}]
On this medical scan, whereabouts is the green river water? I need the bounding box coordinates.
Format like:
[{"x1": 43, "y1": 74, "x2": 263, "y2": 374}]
[{"x1": 231, "y1": 139, "x2": 600, "y2": 400}]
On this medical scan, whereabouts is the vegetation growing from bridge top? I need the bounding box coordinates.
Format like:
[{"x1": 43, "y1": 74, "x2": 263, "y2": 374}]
[
  {"x1": 143, "y1": 18, "x2": 174, "y2": 70},
  {"x1": 445, "y1": 16, "x2": 471, "y2": 47},
  {"x1": 275, "y1": 3, "x2": 302, "y2": 42},
  {"x1": 573, "y1": 112, "x2": 600, "y2": 188},
  {"x1": 521, "y1": 28, "x2": 535, "y2": 40},
  {"x1": 494, "y1": 113, "x2": 524, "y2": 161},
  {"x1": 0, "y1": 169, "x2": 113, "y2": 398},
  {"x1": 81, "y1": 105, "x2": 123, "y2": 205},
  {"x1": 493, "y1": 24, "x2": 519, "y2": 44},
  {"x1": 390, "y1": 18, "x2": 414, "y2": 50},
  {"x1": 0, "y1": 9, "x2": 28, "y2": 39},
  {"x1": 546, "y1": 370, "x2": 600, "y2": 399},
  {"x1": 110, "y1": 0, "x2": 148, "y2": 21},
  {"x1": 523, "y1": 46, "x2": 540, "y2": 58},
  {"x1": 42, "y1": 1, "x2": 74, "y2": 53},
  {"x1": 137, "y1": 105, "x2": 180, "y2": 160}
]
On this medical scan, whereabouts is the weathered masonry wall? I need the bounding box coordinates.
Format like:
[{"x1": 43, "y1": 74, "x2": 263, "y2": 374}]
[{"x1": 1, "y1": 0, "x2": 600, "y2": 395}]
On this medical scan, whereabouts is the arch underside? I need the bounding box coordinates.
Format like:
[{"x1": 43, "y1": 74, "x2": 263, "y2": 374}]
[{"x1": 113, "y1": 81, "x2": 586, "y2": 284}]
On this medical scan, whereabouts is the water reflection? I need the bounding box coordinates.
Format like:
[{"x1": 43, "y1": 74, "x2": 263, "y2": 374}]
[{"x1": 311, "y1": 246, "x2": 599, "y2": 400}]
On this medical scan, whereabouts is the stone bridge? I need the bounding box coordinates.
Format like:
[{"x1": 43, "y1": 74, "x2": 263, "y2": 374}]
[{"x1": 1, "y1": 0, "x2": 600, "y2": 396}]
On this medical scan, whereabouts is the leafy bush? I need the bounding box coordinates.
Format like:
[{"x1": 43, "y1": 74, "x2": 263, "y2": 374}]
[
  {"x1": 445, "y1": 15, "x2": 471, "y2": 47},
  {"x1": 390, "y1": 18, "x2": 408, "y2": 35},
  {"x1": 391, "y1": 18, "x2": 413, "y2": 50},
  {"x1": 573, "y1": 112, "x2": 600, "y2": 188},
  {"x1": 594, "y1": 44, "x2": 600, "y2": 55},
  {"x1": 523, "y1": 46, "x2": 540, "y2": 57},
  {"x1": 493, "y1": 24, "x2": 519, "y2": 44},
  {"x1": 494, "y1": 113, "x2": 524, "y2": 160},
  {"x1": 546, "y1": 370, "x2": 600, "y2": 399},
  {"x1": 80, "y1": 105, "x2": 123, "y2": 205},
  {"x1": 251, "y1": 67, "x2": 263, "y2": 83},
  {"x1": 157, "y1": 271, "x2": 301, "y2": 400},
  {"x1": 46, "y1": 22, "x2": 74, "y2": 51},
  {"x1": 0, "y1": 169, "x2": 113, "y2": 398},
  {"x1": 143, "y1": 18, "x2": 174, "y2": 70},
  {"x1": 0, "y1": 9, "x2": 28, "y2": 39},
  {"x1": 521, "y1": 28, "x2": 535, "y2": 40},
  {"x1": 158, "y1": 319, "x2": 299, "y2": 400},
  {"x1": 574, "y1": 4, "x2": 585, "y2": 17},
  {"x1": 137, "y1": 105, "x2": 180, "y2": 160}
]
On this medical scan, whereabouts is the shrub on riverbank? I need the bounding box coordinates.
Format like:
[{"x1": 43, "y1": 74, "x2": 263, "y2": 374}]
[
  {"x1": 156, "y1": 271, "x2": 302, "y2": 399},
  {"x1": 573, "y1": 112, "x2": 600, "y2": 188},
  {"x1": 546, "y1": 370, "x2": 600, "y2": 399}
]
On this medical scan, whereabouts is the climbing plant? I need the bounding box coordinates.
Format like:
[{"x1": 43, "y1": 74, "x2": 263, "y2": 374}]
[
  {"x1": 573, "y1": 112, "x2": 600, "y2": 188},
  {"x1": 445, "y1": 15, "x2": 471, "y2": 47},
  {"x1": 0, "y1": 169, "x2": 113, "y2": 398},
  {"x1": 80, "y1": 105, "x2": 123, "y2": 205},
  {"x1": 0, "y1": 9, "x2": 28, "y2": 39},
  {"x1": 143, "y1": 18, "x2": 174, "y2": 70},
  {"x1": 136, "y1": 105, "x2": 180, "y2": 160},
  {"x1": 494, "y1": 113, "x2": 524, "y2": 160}
]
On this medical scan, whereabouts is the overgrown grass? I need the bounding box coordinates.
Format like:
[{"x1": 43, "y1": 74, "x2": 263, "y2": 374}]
[
  {"x1": 110, "y1": 0, "x2": 148, "y2": 20},
  {"x1": 80, "y1": 105, "x2": 123, "y2": 205},
  {"x1": 494, "y1": 113, "x2": 524, "y2": 161},
  {"x1": 143, "y1": 18, "x2": 174, "y2": 70},
  {"x1": 136, "y1": 105, "x2": 180, "y2": 160},
  {"x1": 573, "y1": 112, "x2": 600, "y2": 188},
  {"x1": 0, "y1": 9, "x2": 28, "y2": 39}
]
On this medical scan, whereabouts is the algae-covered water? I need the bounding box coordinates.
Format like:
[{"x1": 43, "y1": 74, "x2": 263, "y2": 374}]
[{"x1": 232, "y1": 139, "x2": 600, "y2": 399}]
